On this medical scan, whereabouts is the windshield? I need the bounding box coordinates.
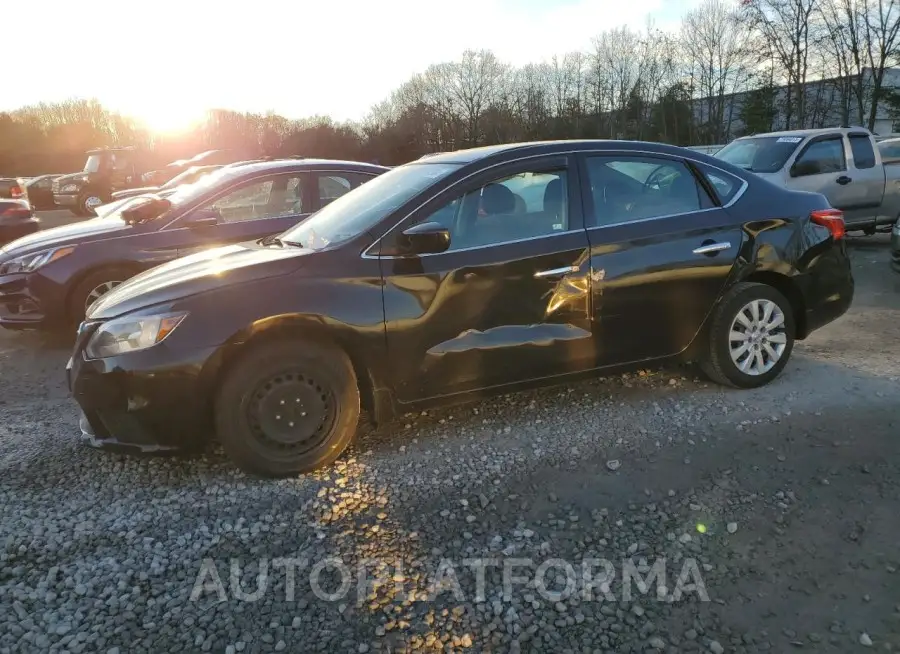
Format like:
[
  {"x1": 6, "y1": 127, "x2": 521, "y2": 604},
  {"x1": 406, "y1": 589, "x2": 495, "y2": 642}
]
[
  {"x1": 280, "y1": 162, "x2": 462, "y2": 250},
  {"x1": 83, "y1": 154, "x2": 103, "y2": 174},
  {"x1": 715, "y1": 136, "x2": 804, "y2": 173}
]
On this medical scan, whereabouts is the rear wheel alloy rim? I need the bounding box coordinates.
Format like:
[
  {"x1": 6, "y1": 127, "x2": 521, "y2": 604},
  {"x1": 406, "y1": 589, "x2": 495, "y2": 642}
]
[
  {"x1": 728, "y1": 299, "x2": 787, "y2": 376},
  {"x1": 85, "y1": 281, "x2": 122, "y2": 310},
  {"x1": 247, "y1": 372, "x2": 336, "y2": 455}
]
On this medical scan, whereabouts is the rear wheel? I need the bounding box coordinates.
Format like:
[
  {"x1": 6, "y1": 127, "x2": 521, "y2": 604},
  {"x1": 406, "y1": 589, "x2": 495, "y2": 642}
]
[
  {"x1": 215, "y1": 338, "x2": 360, "y2": 477},
  {"x1": 701, "y1": 282, "x2": 795, "y2": 389}
]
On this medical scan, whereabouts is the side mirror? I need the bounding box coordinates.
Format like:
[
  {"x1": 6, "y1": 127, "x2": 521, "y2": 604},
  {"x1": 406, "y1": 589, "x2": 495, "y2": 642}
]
[
  {"x1": 396, "y1": 222, "x2": 451, "y2": 256},
  {"x1": 186, "y1": 208, "x2": 221, "y2": 228}
]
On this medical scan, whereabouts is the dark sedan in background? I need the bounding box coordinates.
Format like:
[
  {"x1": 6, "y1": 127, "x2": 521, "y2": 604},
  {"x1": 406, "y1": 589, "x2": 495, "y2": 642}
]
[
  {"x1": 21, "y1": 174, "x2": 65, "y2": 209},
  {"x1": 0, "y1": 159, "x2": 386, "y2": 330},
  {"x1": 67, "y1": 139, "x2": 854, "y2": 477},
  {"x1": 0, "y1": 200, "x2": 39, "y2": 246}
]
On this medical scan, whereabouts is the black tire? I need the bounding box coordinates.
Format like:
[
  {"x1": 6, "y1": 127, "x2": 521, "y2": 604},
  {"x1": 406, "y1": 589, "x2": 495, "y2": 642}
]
[
  {"x1": 700, "y1": 282, "x2": 795, "y2": 389},
  {"x1": 215, "y1": 338, "x2": 360, "y2": 477},
  {"x1": 76, "y1": 192, "x2": 106, "y2": 217},
  {"x1": 68, "y1": 267, "x2": 133, "y2": 325}
]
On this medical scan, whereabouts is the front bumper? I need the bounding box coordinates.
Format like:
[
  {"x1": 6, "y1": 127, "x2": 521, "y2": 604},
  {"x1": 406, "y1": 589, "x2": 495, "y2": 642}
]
[
  {"x1": 0, "y1": 218, "x2": 40, "y2": 246},
  {"x1": 891, "y1": 223, "x2": 900, "y2": 273},
  {"x1": 67, "y1": 323, "x2": 222, "y2": 452},
  {"x1": 0, "y1": 271, "x2": 65, "y2": 329}
]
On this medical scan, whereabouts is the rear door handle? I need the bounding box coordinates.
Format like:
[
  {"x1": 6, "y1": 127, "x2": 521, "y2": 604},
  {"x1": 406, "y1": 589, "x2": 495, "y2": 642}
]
[
  {"x1": 534, "y1": 265, "x2": 579, "y2": 279},
  {"x1": 692, "y1": 242, "x2": 731, "y2": 256},
  {"x1": 836, "y1": 176, "x2": 852, "y2": 185}
]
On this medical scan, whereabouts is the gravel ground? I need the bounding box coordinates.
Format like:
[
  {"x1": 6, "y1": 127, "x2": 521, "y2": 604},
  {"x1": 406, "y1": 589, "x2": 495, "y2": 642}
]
[{"x1": 1, "y1": 232, "x2": 898, "y2": 654}]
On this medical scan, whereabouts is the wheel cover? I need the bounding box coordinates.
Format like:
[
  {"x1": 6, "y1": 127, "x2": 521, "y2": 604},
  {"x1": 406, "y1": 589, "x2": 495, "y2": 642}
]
[
  {"x1": 247, "y1": 371, "x2": 337, "y2": 455},
  {"x1": 728, "y1": 298, "x2": 788, "y2": 376},
  {"x1": 84, "y1": 196, "x2": 103, "y2": 211},
  {"x1": 85, "y1": 280, "x2": 122, "y2": 311}
]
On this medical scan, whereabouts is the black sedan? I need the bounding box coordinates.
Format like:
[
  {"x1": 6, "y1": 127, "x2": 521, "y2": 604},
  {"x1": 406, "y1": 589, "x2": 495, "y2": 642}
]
[
  {"x1": 0, "y1": 159, "x2": 386, "y2": 330},
  {"x1": 67, "y1": 139, "x2": 854, "y2": 477},
  {"x1": 21, "y1": 174, "x2": 65, "y2": 209},
  {"x1": 0, "y1": 200, "x2": 39, "y2": 246}
]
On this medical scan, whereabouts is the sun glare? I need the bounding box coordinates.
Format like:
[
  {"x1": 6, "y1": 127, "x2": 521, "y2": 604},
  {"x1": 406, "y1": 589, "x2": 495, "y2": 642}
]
[{"x1": 134, "y1": 104, "x2": 207, "y2": 136}]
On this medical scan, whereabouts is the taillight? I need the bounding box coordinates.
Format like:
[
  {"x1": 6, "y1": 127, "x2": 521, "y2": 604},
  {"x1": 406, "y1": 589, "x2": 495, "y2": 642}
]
[
  {"x1": 0, "y1": 207, "x2": 32, "y2": 220},
  {"x1": 810, "y1": 208, "x2": 845, "y2": 240},
  {"x1": 10, "y1": 185, "x2": 23, "y2": 199}
]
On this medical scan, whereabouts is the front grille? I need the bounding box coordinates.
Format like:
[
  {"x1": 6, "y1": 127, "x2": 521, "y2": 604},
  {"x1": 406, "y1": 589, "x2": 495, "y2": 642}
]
[{"x1": 51, "y1": 179, "x2": 60, "y2": 194}]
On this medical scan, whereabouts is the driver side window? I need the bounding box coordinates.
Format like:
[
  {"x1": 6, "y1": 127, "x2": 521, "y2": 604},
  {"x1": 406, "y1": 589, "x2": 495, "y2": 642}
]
[
  {"x1": 585, "y1": 156, "x2": 705, "y2": 227},
  {"x1": 411, "y1": 169, "x2": 570, "y2": 252}
]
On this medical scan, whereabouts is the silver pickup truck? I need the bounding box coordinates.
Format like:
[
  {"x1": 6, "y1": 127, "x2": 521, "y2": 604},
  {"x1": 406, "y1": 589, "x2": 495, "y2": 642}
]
[{"x1": 715, "y1": 127, "x2": 900, "y2": 234}]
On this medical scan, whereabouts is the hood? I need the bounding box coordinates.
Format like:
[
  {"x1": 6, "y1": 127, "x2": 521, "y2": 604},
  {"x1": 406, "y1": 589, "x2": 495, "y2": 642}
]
[
  {"x1": 0, "y1": 217, "x2": 130, "y2": 258},
  {"x1": 87, "y1": 241, "x2": 312, "y2": 320},
  {"x1": 55, "y1": 172, "x2": 88, "y2": 185}
]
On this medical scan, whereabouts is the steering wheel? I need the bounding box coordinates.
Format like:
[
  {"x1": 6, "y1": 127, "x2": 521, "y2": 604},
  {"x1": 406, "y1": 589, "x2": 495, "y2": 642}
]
[{"x1": 642, "y1": 165, "x2": 670, "y2": 194}]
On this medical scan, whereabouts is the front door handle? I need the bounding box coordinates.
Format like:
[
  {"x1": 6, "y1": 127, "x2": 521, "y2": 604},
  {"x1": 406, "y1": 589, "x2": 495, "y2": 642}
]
[
  {"x1": 692, "y1": 241, "x2": 731, "y2": 256},
  {"x1": 534, "y1": 265, "x2": 579, "y2": 279},
  {"x1": 836, "y1": 175, "x2": 852, "y2": 185}
]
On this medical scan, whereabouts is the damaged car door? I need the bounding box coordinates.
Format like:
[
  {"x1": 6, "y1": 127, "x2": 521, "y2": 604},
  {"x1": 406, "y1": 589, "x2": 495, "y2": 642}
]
[{"x1": 380, "y1": 155, "x2": 595, "y2": 402}]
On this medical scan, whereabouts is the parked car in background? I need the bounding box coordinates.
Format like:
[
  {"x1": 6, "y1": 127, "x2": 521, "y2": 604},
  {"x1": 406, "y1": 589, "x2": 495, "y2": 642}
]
[
  {"x1": 19, "y1": 174, "x2": 65, "y2": 209},
  {"x1": 141, "y1": 150, "x2": 249, "y2": 187},
  {"x1": 0, "y1": 200, "x2": 39, "y2": 246},
  {"x1": 110, "y1": 165, "x2": 224, "y2": 202},
  {"x1": 0, "y1": 159, "x2": 387, "y2": 330},
  {"x1": 0, "y1": 178, "x2": 25, "y2": 201},
  {"x1": 52, "y1": 147, "x2": 152, "y2": 216},
  {"x1": 66, "y1": 139, "x2": 854, "y2": 476},
  {"x1": 715, "y1": 127, "x2": 900, "y2": 234}
]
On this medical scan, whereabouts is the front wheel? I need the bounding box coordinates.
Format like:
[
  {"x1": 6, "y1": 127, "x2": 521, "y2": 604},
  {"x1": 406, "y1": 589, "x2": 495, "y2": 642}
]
[
  {"x1": 76, "y1": 192, "x2": 105, "y2": 217},
  {"x1": 701, "y1": 282, "x2": 795, "y2": 389},
  {"x1": 215, "y1": 339, "x2": 360, "y2": 477}
]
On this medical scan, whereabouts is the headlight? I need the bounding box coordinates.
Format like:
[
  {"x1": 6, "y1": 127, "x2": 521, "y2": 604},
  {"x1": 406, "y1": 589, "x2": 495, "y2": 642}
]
[
  {"x1": 60, "y1": 184, "x2": 80, "y2": 193},
  {"x1": 85, "y1": 312, "x2": 187, "y2": 359},
  {"x1": 0, "y1": 246, "x2": 75, "y2": 274}
]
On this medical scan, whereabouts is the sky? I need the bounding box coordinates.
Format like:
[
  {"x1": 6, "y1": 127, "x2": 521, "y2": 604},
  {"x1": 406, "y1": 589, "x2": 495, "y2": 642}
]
[{"x1": 4, "y1": 0, "x2": 704, "y2": 131}]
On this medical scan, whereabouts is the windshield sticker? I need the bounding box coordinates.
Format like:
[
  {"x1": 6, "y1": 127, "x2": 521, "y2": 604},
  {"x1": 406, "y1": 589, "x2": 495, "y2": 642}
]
[{"x1": 776, "y1": 137, "x2": 803, "y2": 143}]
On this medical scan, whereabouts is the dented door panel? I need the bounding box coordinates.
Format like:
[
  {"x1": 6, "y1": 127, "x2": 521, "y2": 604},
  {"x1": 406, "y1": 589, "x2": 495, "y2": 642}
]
[{"x1": 382, "y1": 232, "x2": 594, "y2": 402}]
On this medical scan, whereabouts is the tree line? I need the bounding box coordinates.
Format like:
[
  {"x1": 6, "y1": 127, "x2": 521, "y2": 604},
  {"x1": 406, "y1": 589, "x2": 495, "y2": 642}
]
[{"x1": 2, "y1": 0, "x2": 899, "y2": 176}]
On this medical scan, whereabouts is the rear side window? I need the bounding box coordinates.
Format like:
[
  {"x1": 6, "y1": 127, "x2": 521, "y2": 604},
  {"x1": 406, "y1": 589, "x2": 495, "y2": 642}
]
[
  {"x1": 696, "y1": 163, "x2": 744, "y2": 205},
  {"x1": 848, "y1": 134, "x2": 876, "y2": 169},
  {"x1": 793, "y1": 138, "x2": 846, "y2": 176},
  {"x1": 585, "y1": 156, "x2": 706, "y2": 226}
]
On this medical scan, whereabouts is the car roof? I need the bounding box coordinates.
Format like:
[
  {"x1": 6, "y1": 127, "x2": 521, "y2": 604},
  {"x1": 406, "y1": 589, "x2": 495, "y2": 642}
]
[
  {"x1": 222, "y1": 158, "x2": 389, "y2": 176},
  {"x1": 414, "y1": 139, "x2": 724, "y2": 166},
  {"x1": 734, "y1": 127, "x2": 874, "y2": 141}
]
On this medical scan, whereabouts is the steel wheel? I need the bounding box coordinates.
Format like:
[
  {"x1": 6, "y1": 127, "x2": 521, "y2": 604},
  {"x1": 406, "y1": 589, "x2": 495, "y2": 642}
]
[
  {"x1": 246, "y1": 370, "x2": 337, "y2": 457},
  {"x1": 84, "y1": 280, "x2": 122, "y2": 311},
  {"x1": 84, "y1": 196, "x2": 103, "y2": 211},
  {"x1": 728, "y1": 298, "x2": 788, "y2": 376}
]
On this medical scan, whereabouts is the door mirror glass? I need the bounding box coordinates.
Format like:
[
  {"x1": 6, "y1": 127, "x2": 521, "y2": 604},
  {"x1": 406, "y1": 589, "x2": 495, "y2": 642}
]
[
  {"x1": 186, "y1": 208, "x2": 221, "y2": 228},
  {"x1": 398, "y1": 221, "x2": 451, "y2": 255}
]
